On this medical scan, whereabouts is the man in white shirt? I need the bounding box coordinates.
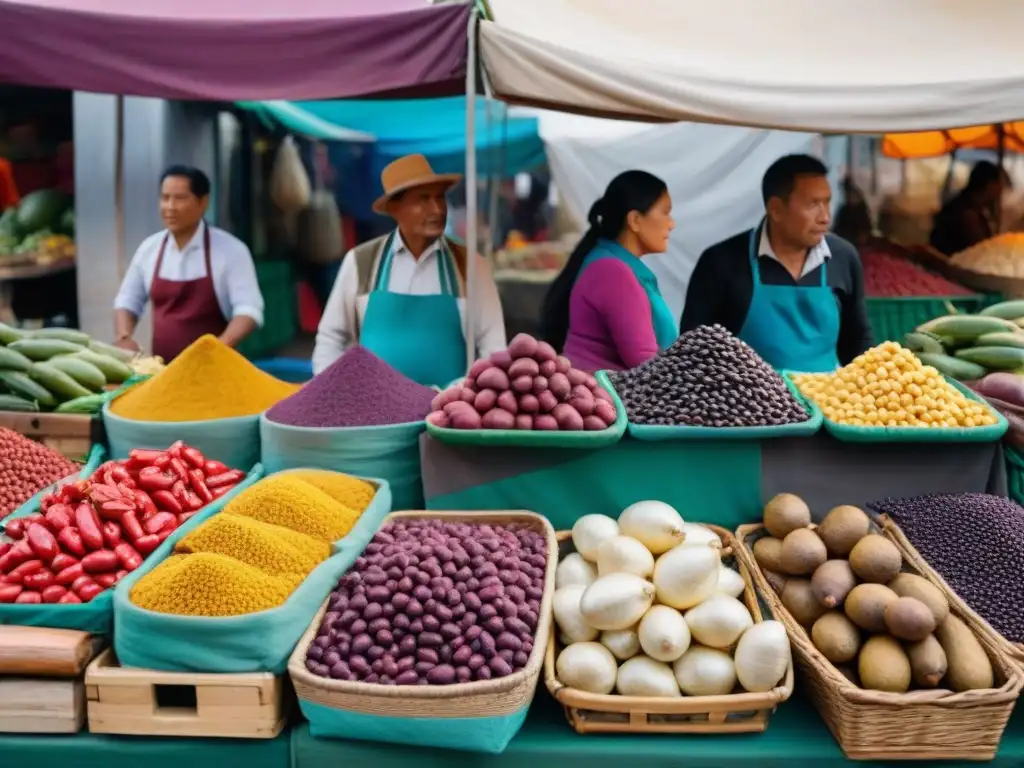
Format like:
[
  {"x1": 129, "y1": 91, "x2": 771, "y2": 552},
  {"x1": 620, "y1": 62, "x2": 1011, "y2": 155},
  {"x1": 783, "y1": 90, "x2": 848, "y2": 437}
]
[
  {"x1": 312, "y1": 154, "x2": 506, "y2": 386},
  {"x1": 112, "y1": 166, "x2": 264, "y2": 360}
]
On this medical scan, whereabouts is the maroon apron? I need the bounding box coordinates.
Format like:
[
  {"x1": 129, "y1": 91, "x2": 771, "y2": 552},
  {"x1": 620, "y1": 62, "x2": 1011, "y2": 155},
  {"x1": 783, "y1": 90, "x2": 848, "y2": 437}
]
[{"x1": 149, "y1": 226, "x2": 228, "y2": 361}]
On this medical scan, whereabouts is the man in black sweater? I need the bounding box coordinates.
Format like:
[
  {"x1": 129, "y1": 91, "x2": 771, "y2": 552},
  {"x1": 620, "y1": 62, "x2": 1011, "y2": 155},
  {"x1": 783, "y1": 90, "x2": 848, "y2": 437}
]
[{"x1": 680, "y1": 155, "x2": 872, "y2": 370}]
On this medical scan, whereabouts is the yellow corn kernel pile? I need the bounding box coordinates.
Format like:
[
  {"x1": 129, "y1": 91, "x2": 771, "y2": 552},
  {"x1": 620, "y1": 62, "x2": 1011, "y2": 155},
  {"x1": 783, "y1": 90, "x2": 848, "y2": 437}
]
[
  {"x1": 131, "y1": 553, "x2": 300, "y2": 617},
  {"x1": 176, "y1": 514, "x2": 329, "y2": 577},
  {"x1": 226, "y1": 475, "x2": 362, "y2": 541},
  {"x1": 285, "y1": 469, "x2": 376, "y2": 513},
  {"x1": 793, "y1": 342, "x2": 998, "y2": 428}
]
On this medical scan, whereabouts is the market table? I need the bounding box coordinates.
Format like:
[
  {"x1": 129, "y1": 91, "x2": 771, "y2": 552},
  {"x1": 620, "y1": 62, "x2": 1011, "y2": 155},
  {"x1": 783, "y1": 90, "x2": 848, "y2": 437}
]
[{"x1": 420, "y1": 433, "x2": 1006, "y2": 528}]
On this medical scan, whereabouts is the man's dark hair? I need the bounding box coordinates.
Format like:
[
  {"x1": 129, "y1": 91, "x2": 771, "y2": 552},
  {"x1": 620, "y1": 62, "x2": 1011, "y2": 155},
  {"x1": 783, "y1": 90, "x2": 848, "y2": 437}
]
[
  {"x1": 761, "y1": 154, "x2": 829, "y2": 204},
  {"x1": 966, "y1": 160, "x2": 1011, "y2": 192},
  {"x1": 160, "y1": 165, "x2": 211, "y2": 198}
]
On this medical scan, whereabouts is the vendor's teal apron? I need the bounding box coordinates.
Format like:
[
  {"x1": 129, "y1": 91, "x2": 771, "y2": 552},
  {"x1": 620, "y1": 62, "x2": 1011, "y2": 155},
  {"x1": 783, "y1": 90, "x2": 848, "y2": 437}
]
[
  {"x1": 582, "y1": 240, "x2": 678, "y2": 350},
  {"x1": 737, "y1": 222, "x2": 840, "y2": 373},
  {"x1": 359, "y1": 232, "x2": 467, "y2": 387}
]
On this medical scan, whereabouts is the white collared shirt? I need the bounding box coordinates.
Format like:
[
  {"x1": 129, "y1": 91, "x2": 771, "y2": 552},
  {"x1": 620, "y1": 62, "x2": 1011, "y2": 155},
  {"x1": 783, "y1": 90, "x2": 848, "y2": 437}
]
[
  {"x1": 312, "y1": 230, "x2": 507, "y2": 375},
  {"x1": 759, "y1": 226, "x2": 832, "y2": 279},
  {"x1": 113, "y1": 222, "x2": 264, "y2": 327}
]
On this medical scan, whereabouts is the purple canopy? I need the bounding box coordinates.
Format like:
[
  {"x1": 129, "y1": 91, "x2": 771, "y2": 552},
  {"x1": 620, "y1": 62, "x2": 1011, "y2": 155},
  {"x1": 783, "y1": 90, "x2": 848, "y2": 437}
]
[{"x1": 0, "y1": 0, "x2": 471, "y2": 100}]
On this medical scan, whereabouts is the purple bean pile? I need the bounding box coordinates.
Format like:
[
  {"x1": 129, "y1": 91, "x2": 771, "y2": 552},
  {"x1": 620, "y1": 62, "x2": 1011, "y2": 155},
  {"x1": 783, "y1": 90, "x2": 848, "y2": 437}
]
[
  {"x1": 606, "y1": 324, "x2": 810, "y2": 427},
  {"x1": 305, "y1": 519, "x2": 549, "y2": 685},
  {"x1": 870, "y1": 493, "x2": 1024, "y2": 642}
]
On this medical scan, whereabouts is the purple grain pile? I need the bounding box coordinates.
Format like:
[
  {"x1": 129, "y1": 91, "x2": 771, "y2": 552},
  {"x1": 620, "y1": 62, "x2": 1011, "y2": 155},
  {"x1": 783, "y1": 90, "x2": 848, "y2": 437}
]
[
  {"x1": 265, "y1": 346, "x2": 435, "y2": 428},
  {"x1": 305, "y1": 519, "x2": 549, "y2": 685},
  {"x1": 870, "y1": 493, "x2": 1024, "y2": 642}
]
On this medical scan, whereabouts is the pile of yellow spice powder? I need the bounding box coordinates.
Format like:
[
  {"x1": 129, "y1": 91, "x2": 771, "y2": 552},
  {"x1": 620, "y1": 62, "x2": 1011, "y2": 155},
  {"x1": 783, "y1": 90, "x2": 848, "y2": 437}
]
[
  {"x1": 109, "y1": 334, "x2": 300, "y2": 422},
  {"x1": 129, "y1": 471, "x2": 377, "y2": 617}
]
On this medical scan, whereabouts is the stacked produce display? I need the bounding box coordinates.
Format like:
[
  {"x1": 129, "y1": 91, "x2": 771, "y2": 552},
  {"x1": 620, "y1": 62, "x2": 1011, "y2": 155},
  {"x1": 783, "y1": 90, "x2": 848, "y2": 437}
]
[
  {"x1": 950, "y1": 233, "x2": 1024, "y2": 277},
  {"x1": 903, "y1": 301, "x2": 1024, "y2": 380},
  {"x1": 0, "y1": 442, "x2": 246, "y2": 604},
  {"x1": 607, "y1": 325, "x2": 811, "y2": 428},
  {"x1": 0, "y1": 427, "x2": 79, "y2": 515},
  {"x1": 861, "y1": 248, "x2": 973, "y2": 298},
  {"x1": 0, "y1": 189, "x2": 74, "y2": 262},
  {"x1": 551, "y1": 502, "x2": 790, "y2": 701}
]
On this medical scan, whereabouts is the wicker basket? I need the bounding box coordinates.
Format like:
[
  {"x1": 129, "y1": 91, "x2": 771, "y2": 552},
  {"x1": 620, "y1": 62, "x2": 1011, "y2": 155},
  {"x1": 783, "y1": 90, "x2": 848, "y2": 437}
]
[
  {"x1": 879, "y1": 514, "x2": 1024, "y2": 670},
  {"x1": 544, "y1": 524, "x2": 793, "y2": 735},
  {"x1": 735, "y1": 522, "x2": 1022, "y2": 762},
  {"x1": 287, "y1": 510, "x2": 557, "y2": 750}
]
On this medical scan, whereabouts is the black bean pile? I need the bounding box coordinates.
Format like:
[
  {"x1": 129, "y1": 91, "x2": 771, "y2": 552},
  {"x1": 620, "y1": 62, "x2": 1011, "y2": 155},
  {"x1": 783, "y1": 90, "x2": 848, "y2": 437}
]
[
  {"x1": 305, "y1": 519, "x2": 548, "y2": 685},
  {"x1": 606, "y1": 324, "x2": 810, "y2": 427},
  {"x1": 869, "y1": 493, "x2": 1024, "y2": 642}
]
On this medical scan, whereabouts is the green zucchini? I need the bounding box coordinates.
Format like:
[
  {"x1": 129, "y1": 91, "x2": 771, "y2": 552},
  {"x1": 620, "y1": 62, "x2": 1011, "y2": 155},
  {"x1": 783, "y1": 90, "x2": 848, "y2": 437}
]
[
  {"x1": 8, "y1": 338, "x2": 86, "y2": 361},
  {"x1": 973, "y1": 332, "x2": 1024, "y2": 350},
  {"x1": 0, "y1": 394, "x2": 39, "y2": 412},
  {"x1": 46, "y1": 356, "x2": 106, "y2": 391},
  {"x1": 0, "y1": 346, "x2": 32, "y2": 372},
  {"x1": 917, "y1": 353, "x2": 987, "y2": 381},
  {"x1": 71, "y1": 350, "x2": 132, "y2": 384},
  {"x1": 917, "y1": 314, "x2": 1019, "y2": 340},
  {"x1": 27, "y1": 363, "x2": 92, "y2": 402},
  {"x1": 954, "y1": 346, "x2": 1024, "y2": 371},
  {"x1": 54, "y1": 393, "x2": 108, "y2": 414},
  {"x1": 903, "y1": 331, "x2": 947, "y2": 354},
  {"x1": 0, "y1": 370, "x2": 56, "y2": 407},
  {"x1": 980, "y1": 300, "x2": 1024, "y2": 320},
  {"x1": 87, "y1": 340, "x2": 135, "y2": 363},
  {"x1": 31, "y1": 327, "x2": 91, "y2": 345},
  {"x1": 0, "y1": 322, "x2": 26, "y2": 345}
]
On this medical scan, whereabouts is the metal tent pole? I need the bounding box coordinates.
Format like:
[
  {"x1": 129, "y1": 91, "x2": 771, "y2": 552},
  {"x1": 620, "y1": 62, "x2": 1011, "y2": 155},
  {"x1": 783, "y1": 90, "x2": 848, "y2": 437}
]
[{"x1": 464, "y1": 6, "x2": 479, "y2": 369}]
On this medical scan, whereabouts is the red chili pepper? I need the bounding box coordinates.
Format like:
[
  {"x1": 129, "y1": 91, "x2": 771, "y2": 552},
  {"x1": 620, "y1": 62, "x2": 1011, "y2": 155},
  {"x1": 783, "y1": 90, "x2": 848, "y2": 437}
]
[
  {"x1": 116, "y1": 484, "x2": 138, "y2": 502},
  {"x1": 157, "y1": 528, "x2": 175, "y2": 543},
  {"x1": 109, "y1": 465, "x2": 132, "y2": 483},
  {"x1": 51, "y1": 552, "x2": 78, "y2": 571},
  {"x1": 25, "y1": 523, "x2": 58, "y2": 563},
  {"x1": 39, "y1": 492, "x2": 57, "y2": 511},
  {"x1": 137, "y1": 467, "x2": 177, "y2": 493},
  {"x1": 55, "y1": 563, "x2": 84, "y2": 585},
  {"x1": 182, "y1": 490, "x2": 202, "y2": 511},
  {"x1": 15, "y1": 590, "x2": 41, "y2": 604},
  {"x1": 143, "y1": 512, "x2": 177, "y2": 536},
  {"x1": 113, "y1": 542, "x2": 143, "y2": 571},
  {"x1": 133, "y1": 534, "x2": 161, "y2": 555},
  {"x1": 89, "y1": 483, "x2": 121, "y2": 505},
  {"x1": 73, "y1": 579, "x2": 103, "y2": 602},
  {"x1": 133, "y1": 489, "x2": 158, "y2": 519},
  {"x1": 94, "y1": 573, "x2": 118, "y2": 588},
  {"x1": 58, "y1": 591, "x2": 81, "y2": 604},
  {"x1": 168, "y1": 457, "x2": 190, "y2": 482},
  {"x1": 3, "y1": 518, "x2": 25, "y2": 540},
  {"x1": 187, "y1": 469, "x2": 214, "y2": 504},
  {"x1": 6, "y1": 559, "x2": 44, "y2": 583},
  {"x1": 120, "y1": 510, "x2": 145, "y2": 541},
  {"x1": 70, "y1": 574, "x2": 92, "y2": 592},
  {"x1": 23, "y1": 570, "x2": 55, "y2": 590},
  {"x1": 128, "y1": 448, "x2": 166, "y2": 464},
  {"x1": 101, "y1": 521, "x2": 122, "y2": 548},
  {"x1": 41, "y1": 585, "x2": 67, "y2": 603},
  {"x1": 153, "y1": 454, "x2": 171, "y2": 471},
  {"x1": 167, "y1": 440, "x2": 185, "y2": 459},
  {"x1": 57, "y1": 527, "x2": 86, "y2": 557},
  {"x1": 43, "y1": 504, "x2": 73, "y2": 533},
  {"x1": 0, "y1": 542, "x2": 9, "y2": 559},
  {"x1": 62, "y1": 482, "x2": 87, "y2": 503},
  {"x1": 97, "y1": 500, "x2": 135, "y2": 521},
  {"x1": 181, "y1": 446, "x2": 206, "y2": 469},
  {"x1": 81, "y1": 549, "x2": 118, "y2": 574},
  {"x1": 203, "y1": 460, "x2": 229, "y2": 476},
  {"x1": 74, "y1": 504, "x2": 104, "y2": 551},
  {"x1": 211, "y1": 485, "x2": 233, "y2": 499},
  {"x1": 150, "y1": 490, "x2": 183, "y2": 516},
  {"x1": 178, "y1": 512, "x2": 196, "y2": 525},
  {"x1": 205, "y1": 470, "x2": 245, "y2": 489},
  {"x1": 0, "y1": 584, "x2": 22, "y2": 602}
]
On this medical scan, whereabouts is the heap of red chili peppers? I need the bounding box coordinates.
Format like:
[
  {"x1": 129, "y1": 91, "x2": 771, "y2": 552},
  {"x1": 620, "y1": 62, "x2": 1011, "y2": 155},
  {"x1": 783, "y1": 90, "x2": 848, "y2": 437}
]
[{"x1": 0, "y1": 441, "x2": 245, "y2": 605}]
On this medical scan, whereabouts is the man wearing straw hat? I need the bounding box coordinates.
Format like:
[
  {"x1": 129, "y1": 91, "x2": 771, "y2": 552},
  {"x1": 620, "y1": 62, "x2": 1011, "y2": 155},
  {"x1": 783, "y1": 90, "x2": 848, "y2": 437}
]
[{"x1": 312, "y1": 154, "x2": 507, "y2": 386}]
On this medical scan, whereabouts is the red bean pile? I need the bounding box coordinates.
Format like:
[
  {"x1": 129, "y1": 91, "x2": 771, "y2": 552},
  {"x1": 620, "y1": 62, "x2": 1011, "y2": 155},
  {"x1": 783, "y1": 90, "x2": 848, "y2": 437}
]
[
  {"x1": 870, "y1": 493, "x2": 1024, "y2": 642},
  {"x1": 305, "y1": 519, "x2": 549, "y2": 685},
  {"x1": 861, "y1": 248, "x2": 972, "y2": 298},
  {"x1": 0, "y1": 428, "x2": 79, "y2": 517}
]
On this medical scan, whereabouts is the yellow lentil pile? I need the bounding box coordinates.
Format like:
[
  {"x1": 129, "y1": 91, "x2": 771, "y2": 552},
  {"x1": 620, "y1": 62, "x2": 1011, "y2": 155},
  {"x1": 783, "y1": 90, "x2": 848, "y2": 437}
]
[
  {"x1": 176, "y1": 514, "x2": 329, "y2": 577},
  {"x1": 283, "y1": 469, "x2": 376, "y2": 512},
  {"x1": 132, "y1": 553, "x2": 299, "y2": 616},
  {"x1": 109, "y1": 334, "x2": 299, "y2": 422},
  {"x1": 793, "y1": 342, "x2": 999, "y2": 428},
  {"x1": 226, "y1": 474, "x2": 362, "y2": 541},
  {"x1": 129, "y1": 470, "x2": 374, "y2": 616}
]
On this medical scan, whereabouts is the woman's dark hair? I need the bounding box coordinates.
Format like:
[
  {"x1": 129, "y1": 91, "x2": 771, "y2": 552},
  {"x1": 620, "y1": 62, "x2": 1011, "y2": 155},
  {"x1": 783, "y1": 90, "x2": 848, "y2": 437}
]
[
  {"x1": 160, "y1": 164, "x2": 211, "y2": 199},
  {"x1": 539, "y1": 170, "x2": 668, "y2": 352}
]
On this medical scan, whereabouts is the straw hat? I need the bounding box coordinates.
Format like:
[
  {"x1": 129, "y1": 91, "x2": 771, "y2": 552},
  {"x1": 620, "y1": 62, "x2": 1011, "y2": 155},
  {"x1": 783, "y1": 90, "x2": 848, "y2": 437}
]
[{"x1": 372, "y1": 154, "x2": 461, "y2": 215}]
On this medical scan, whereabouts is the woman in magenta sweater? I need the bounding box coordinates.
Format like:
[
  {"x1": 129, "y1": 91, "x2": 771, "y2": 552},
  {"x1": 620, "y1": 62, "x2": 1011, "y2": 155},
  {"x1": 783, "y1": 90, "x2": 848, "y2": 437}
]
[{"x1": 540, "y1": 171, "x2": 677, "y2": 372}]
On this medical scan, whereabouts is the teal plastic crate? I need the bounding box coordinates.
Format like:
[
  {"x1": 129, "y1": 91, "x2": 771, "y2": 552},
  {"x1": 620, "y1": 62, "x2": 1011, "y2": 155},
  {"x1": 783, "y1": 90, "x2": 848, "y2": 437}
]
[
  {"x1": 237, "y1": 260, "x2": 298, "y2": 360},
  {"x1": 867, "y1": 295, "x2": 995, "y2": 345},
  {"x1": 1007, "y1": 446, "x2": 1024, "y2": 506}
]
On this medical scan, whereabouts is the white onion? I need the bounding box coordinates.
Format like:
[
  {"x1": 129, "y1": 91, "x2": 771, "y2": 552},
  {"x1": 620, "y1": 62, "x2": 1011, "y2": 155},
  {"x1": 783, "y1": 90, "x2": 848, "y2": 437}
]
[
  {"x1": 684, "y1": 594, "x2": 753, "y2": 649},
  {"x1": 734, "y1": 621, "x2": 791, "y2": 693},
  {"x1": 572, "y1": 515, "x2": 620, "y2": 562},
  {"x1": 580, "y1": 573, "x2": 655, "y2": 630},
  {"x1": 556, "y1": 553, "x2": 598, "y2": 589},
  {"x1": 673, "y1": 646, "x2": 737, "y2": 696},
  {"x1": 556, "y1": 642, "x2": 618, "y2": 694},
  {"x1": 652, "y1": 543, "x2": 721, "y2": 609},
  {"x1": 616, "y1": 655, "x2": 681, "y2": 697},
  {"x1": 680, "y1": 524, "x2": 723, "y2": 549},
  {"x1": 715, "y1": 564, "x2": 746, "y2": 599},
  {"x1": 601, "y1": 627, "x2": 641, "y2": 660},
  {"x1": 596, "y1": 535, "x2": 655, "y2": 578},
  {"x1": 553, "y1": 585, "x2": 598, "y2": 642},
  {"x1": 618, "y1": 500, "x2": 685, "y2": 554},
  {"x1": 638, "y1": 605, "x2": 691, "y2": 662}
]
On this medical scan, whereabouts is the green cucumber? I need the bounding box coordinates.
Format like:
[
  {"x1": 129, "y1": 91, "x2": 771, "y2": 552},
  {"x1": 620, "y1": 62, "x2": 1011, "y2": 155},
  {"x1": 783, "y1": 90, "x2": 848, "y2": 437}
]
[
  {"x1": 71, "y1": 350, "x2": 132, "y2": 384},
  {"x1": 0, "y1": 322, "x2": 26, "y2": 345},
  {"x1": 87, "y1": 340, "x2": 135, "y2": 363},
  {"x1": 27, "y1": 362, "x2": 92, "y2": 402},
  {"x1": 980, "y1": 300, "x2": 1024, "y2": 320},
  {"x1": 0, "y1": 394, "x2": 39, "y2": 412},
  {"x1": 31, "y1": 327, "x2": 91, "y2": 345},
  {"x1": 8, "y1": 338, "x2": 87, "y2": 361},
  {"x1": 0, "y1": 346, "x2": 32, "y2": 372},
  {"x1": 46, "y1": 356, "x2": 106, "y2": 391},
  {"x1": 903, "y1": 331, "x2": 947, "y2": 354},
  {"x1": 0, "y1": 370, "x2": 56, "y2": 407},
  {"x1": 974, "y1": 332, "x2": 1024, "y2": 350},
  {"x1": 54, "y1": 393, "x2": 108, "y2": 414},
  {"x1": 917, "y1": 353, "x2": 987, "y2": 381},
  {"x1": 954, "y1": 346, "x2": 1024, "y2": 371},
  {"x1": 917, "y1": 314, "x2": 1019, "y2": 340}
]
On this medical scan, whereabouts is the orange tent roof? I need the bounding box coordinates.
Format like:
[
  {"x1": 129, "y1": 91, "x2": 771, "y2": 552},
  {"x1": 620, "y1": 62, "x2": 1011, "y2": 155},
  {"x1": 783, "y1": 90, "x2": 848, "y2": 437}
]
[{"x1": 882, "y1": 123, "x2": 1024, "y2": 159}]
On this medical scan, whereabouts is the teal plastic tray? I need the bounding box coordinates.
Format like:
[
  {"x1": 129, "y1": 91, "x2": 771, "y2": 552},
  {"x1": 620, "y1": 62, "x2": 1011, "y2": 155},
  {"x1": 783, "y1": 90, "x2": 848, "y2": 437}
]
[
  {"x1": 424, "y1": 371, "x2": 627, "y2": 449},
  {"x1": 625, "y1": 372, "x2": 823, "y2": 441},
  {"x1": 805, "y1": 374, "x2": 1009, "y2": 443}
]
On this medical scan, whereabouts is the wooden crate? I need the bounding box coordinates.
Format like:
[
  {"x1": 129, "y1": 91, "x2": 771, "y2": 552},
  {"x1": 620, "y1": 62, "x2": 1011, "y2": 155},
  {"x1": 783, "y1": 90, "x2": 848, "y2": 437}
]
[
  {"x1": 0, "y1": 411, "x2": 102, "y2": 460},
  {"x1": 0, "y1": 677, "x2": 85, "y2": 733},
  {"x1": 85, "y1": 649, "x2": 287, "y2": 739}
]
